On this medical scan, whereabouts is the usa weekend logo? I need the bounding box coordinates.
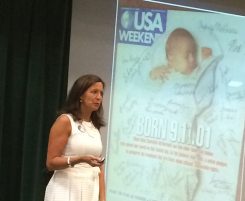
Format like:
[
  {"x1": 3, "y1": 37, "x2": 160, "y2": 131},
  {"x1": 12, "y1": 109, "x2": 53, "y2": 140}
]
[{"x1": 118, "y1": 8, "x2": 167, "y2": 46}]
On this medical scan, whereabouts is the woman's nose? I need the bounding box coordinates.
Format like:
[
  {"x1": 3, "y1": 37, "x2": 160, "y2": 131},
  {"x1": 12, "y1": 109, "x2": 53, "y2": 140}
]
[{"x1": 96, "y1": 93, "x2": 103, "y2": 100}]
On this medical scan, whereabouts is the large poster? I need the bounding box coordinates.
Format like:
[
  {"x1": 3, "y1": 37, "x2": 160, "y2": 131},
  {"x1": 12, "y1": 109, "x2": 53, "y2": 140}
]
[{"x1": 106, "y1": 5, "x2": 245, "y2": 201}]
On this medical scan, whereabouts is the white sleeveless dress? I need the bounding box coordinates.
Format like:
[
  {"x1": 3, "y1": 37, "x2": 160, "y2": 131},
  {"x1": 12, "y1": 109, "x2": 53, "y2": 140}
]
[{"x1": 44, "y1": 114, "x2": 103, "y2": 201}]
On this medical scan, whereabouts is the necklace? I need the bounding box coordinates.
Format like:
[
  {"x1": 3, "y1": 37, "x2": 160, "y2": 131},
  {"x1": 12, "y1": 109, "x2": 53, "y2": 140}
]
[{"x1": 77, "y1": 121, "x2": 95, "y2": 138}]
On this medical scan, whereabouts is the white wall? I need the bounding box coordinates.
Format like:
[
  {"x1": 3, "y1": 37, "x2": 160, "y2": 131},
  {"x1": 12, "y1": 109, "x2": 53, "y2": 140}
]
[{"x1": 68, "y1": 0, "x2": 117, "y2": 154}]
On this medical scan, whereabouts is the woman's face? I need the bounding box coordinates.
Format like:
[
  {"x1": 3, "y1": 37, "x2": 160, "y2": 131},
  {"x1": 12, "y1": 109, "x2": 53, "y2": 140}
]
[{"x1": 80, "y1": 82, "x2": 104, "y2": 112}]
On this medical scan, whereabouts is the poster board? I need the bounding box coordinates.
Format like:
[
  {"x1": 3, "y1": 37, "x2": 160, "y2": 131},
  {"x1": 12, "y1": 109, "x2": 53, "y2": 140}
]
[{"x1": 106, "y1": 1, "x2": 245, "y2": 201}]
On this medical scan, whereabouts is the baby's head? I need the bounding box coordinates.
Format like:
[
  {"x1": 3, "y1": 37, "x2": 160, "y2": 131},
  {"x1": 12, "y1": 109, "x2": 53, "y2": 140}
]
[{"x1": 166, "y1": 28, "x2": 198, "y2": 74}]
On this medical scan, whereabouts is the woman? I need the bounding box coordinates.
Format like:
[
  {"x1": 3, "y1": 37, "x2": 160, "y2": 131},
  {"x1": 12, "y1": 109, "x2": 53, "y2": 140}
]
[{"x1": 44, "y1": 74, "x2": 106, "y2": 201}]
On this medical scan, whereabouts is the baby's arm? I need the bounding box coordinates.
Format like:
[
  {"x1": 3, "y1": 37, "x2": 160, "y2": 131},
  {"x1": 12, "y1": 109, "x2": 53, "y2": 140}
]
[{"x1": 149, "y1": 65, "x2": 172, "y2": 82}]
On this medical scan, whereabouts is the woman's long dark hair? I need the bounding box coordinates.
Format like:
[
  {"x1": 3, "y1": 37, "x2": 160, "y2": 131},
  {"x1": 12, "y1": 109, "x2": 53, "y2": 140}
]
[{"x1": 60, "y1": 74, "x2": 105, "y2": 129}]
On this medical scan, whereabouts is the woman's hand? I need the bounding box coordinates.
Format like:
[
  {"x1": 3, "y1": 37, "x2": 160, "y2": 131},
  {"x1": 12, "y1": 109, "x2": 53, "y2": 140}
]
[{"x1": 82, "y1": 155, "x2": 104, "y2": 167}]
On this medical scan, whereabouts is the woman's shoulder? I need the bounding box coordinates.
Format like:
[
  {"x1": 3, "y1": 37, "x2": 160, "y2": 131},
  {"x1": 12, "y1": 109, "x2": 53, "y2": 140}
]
[
  {"x1": 50, "y1": 114, "x2": 72, "y2": 135},
  {"x1": 55, "y1": 113, "x2": 73, "y2": 125}
]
